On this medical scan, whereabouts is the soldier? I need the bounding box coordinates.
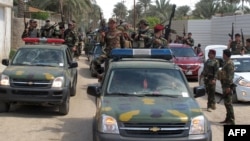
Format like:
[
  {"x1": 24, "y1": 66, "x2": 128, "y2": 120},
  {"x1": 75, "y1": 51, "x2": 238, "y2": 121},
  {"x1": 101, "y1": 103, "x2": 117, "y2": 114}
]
[
  {"x1": 117, "y1": 22, "x2": 133, "y2": 48},
  {"x1": 150, "y1": 24, "x2": 168, "y2": 48},
  {"x1": 227, "y1": 33, "x2": 244, "y2": 55},
  {"x1": 219, "y1": 49, "x2": 235, "y2": 125},
  {"x1": 243, "y1": 38, "x2": 250, "y2": 54},
  {"x1": 200, "y1": 49, "x2": 219, "y2": 112},
  {"x1": 132, "y1": 19, "x2": 152, "y2": 48},
  {"x1": 41, "y1": 20, "x2": 54, "y2": 38},
  {"x1": 21, "y1": 20, "x2": 40, "y2": 38},
  {"x1": 64, "y1": 20, "x2": 79, "y2": 57},
  {"x1": 92, "y1": 18, "x2": 125, "y2": 78},
  {"x1": 185, "y1": 32, "x2": 194, "y2": 47}
]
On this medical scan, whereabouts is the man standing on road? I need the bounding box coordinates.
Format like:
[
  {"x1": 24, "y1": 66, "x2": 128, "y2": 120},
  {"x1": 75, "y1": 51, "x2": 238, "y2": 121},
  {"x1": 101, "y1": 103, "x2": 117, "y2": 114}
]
[
  {"x1": 219, "y1": 49, "x2": 235, "y2": 125},
  {"x1": 200, "y1": 49, "x2": 219, "y2": 112}
]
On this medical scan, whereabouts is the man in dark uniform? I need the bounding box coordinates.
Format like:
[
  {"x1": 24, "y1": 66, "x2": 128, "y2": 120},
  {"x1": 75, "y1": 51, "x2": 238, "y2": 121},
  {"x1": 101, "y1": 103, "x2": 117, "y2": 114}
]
[
  {"x1": 132, "y1": 19, "x2": 152, "y2": 48},
  {"x1": 200, "y1": 49, "x2": 219, "y2": 112},
  {"x1": 64, "y1": 20, "x2": 79, "y2": 57},
  {"x1": 22, "y1": 20, "x2": 40, "y2": 38},
  {"x1": 227, "y1": 33, "x2": 244, "y2": 55},
  {"x1": 185, "y1": 32, "x2": 194, "y2": 47},
  {"x1": 243, "y1": 38, "x2": 250, "y2": 54},
  {"x1": 218, "y1": 49, "x2": 235, "y2": 125}
]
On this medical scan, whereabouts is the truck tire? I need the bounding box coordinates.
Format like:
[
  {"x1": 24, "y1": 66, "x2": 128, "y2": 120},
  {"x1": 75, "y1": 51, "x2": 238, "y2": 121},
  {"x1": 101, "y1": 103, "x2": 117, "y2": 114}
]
[
  {"x1": 58, "y1": 94, "x2": 70, "y2": 115},
  {"x1": 0, "y1": 102, "x2": 10, "y2": 112}
]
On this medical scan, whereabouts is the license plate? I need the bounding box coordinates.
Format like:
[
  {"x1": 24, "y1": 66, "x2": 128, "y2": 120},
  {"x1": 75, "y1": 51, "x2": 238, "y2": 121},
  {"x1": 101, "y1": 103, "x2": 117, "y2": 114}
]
[{"x1": 186, "y1": 70, "x2": 192, "y2": 75}]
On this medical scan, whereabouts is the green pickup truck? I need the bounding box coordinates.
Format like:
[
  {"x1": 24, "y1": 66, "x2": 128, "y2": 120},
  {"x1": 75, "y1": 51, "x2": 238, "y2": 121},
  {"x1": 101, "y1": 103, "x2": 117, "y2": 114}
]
[{"x1": 87, "y1": 48, "x2": 212, "y2": 141}]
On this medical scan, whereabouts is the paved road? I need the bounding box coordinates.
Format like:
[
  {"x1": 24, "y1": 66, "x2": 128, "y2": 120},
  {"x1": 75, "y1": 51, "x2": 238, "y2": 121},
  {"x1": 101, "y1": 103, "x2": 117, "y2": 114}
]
[{"x1": 0, "y1": 54, "x2": 250, "y2": 141}]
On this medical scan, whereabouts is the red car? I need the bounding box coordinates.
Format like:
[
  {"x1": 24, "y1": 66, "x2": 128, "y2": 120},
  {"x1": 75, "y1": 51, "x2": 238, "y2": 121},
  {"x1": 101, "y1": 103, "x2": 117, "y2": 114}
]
[{"x1": 169, "y1": 43, "x2": 203, "y2": 80}]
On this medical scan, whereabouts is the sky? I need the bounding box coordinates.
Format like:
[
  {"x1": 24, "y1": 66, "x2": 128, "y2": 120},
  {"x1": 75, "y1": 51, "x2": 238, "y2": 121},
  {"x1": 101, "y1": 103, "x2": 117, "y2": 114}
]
[{"x1": 95, "y1": 0, "x2": 200, "y2": 19}]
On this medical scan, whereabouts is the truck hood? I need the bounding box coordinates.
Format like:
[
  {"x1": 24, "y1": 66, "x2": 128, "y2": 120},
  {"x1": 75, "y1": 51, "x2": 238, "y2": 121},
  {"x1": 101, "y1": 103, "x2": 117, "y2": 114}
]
[
  {"x1": 235, "y1": 72, "x2": 250, "y2": 80},
  {"x1": 101, "y1": 96, "x2": 202, "y2": 123},
  {"x1": 2, "y1": 66, "x2": 64, "y2": 80}
]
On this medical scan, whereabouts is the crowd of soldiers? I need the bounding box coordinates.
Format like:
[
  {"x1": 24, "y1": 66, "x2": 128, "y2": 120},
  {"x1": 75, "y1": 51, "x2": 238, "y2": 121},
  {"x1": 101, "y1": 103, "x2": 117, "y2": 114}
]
[
  {"x1": 200, "y1": 32, "x2": 250, "y2": 126},
  {"x1": 21, "y1": 19, "x2": 83, "y2": 59}
]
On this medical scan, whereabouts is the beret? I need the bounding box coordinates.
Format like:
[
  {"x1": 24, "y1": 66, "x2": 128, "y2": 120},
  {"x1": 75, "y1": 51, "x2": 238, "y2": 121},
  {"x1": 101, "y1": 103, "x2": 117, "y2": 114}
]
[
  {"x1": 154, "y1": 24, "x2": 165, "y2": 31},
  {"x1": 208, "y1": 49, "x2": 216, "y2": 55}
]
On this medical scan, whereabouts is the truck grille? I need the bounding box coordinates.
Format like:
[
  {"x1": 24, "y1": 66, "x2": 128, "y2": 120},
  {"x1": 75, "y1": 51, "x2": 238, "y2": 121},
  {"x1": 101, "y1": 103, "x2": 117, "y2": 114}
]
[
  {"x1": 11, "y1": 79, "x2": 52, "y2": 88},
  {"x1": 119, "y1": 122, "x2": 189, "y2": 137}
]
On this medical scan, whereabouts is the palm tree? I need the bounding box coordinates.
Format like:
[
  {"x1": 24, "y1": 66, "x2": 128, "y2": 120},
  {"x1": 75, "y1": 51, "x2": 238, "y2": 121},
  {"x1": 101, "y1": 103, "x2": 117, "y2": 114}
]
[
  {"x1": 175, "y1": 6, "x2": 191, "y2": 20},
  {"x1": 28, "y1": 0, "x2": 93, "y2": 22},
  {"x1": 113, "y1": 2, "x2": 128, "y2": 20},
  {"x1": 148, "y1": 0, "x2": 172, "y2": 23},
  {"x1": 192, "y1": 0, "x2": 220, "y2": 19},
  {"x1": 137, "y1": 0, "x2": 152, "y2": 16}
]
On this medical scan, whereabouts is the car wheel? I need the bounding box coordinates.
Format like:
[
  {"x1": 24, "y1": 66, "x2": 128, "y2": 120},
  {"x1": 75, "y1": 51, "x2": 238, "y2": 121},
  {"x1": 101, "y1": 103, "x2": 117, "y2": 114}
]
[
  {"x1": 70, "y1": 76, "x2": 77, "y2": 96},
  {"x1": 232, "y1": 92, "x2": 238, "y2": 103},
  {"x1": 59, "y1": 94, "x2": 70, "y2": 115},
  {"x1": 0, "y1": 102, "x2": 10, "y2": 112}
]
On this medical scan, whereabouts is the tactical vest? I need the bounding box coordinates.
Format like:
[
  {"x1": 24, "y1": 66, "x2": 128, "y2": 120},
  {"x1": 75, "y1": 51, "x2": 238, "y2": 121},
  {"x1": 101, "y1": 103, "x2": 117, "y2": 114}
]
[{"x1": 230, "y1": 41, "x2": 242, "y2": 55}]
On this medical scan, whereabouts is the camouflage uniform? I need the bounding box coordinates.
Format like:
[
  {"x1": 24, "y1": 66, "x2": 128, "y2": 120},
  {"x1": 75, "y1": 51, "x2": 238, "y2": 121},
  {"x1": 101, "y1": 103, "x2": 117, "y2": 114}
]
[
  {"x1": 229, "y1": 41, "x2": 244, "y2": 55},
  {"x1": 201, "y1": 55, "x2": 219, "y2": 111},
  {"x1": 133, "y1": 19, "x2": 152, "y2": 48},
  {"x1": 64, "y1": 27, "x2": 79, "y2": 57},
  {"x1": 245, "y1": 46, "x2": 250, "y2": 54},
  {"x1": 93, "y1": 18, "x2": 124, "y2": 76},
  {"x1": 218, "y1": 49, "x2": 235, "y2": 125},
  {"x1": 150, "y1": 36, "x2": 168, "y2": 48}
]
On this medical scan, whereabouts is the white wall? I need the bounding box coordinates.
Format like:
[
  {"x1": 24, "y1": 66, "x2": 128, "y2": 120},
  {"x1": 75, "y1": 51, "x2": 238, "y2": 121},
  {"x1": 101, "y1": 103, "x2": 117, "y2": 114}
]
[{"x1": 0, "y1": 0, "x2": 13, "y2": 72}]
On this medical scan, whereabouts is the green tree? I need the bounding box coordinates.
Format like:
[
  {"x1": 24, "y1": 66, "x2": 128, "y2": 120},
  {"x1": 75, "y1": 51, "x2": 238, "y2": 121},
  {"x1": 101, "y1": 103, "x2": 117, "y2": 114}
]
[
  {"x1": 148, "y1": 0, "x2": 172, "y2": 24},
  {"x1": 146, "y1": 16, "x2": 161, "y2": 28},
  {"x1": 192, "y1": 0, "x2": 220, "y2": 19},
  {"x1": 137, "y1": 0, "x2": 152, "y2": 17},
  {"x1": 113, "y1": 2, "x2": 128, "y2": 20},
  {"x1": 175, "y1": 5, "x2": 191, "y2": 20}
]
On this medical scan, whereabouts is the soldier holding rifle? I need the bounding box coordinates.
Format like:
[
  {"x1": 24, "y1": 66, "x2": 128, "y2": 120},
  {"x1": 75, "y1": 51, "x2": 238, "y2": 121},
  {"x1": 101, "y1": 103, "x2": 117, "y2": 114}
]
[
  {"x1": 200, "y1": 49, "x2": 219, "y2": 112},
  {"x1": 218, "y1": 49, "x2": 235, "y2": 125}
]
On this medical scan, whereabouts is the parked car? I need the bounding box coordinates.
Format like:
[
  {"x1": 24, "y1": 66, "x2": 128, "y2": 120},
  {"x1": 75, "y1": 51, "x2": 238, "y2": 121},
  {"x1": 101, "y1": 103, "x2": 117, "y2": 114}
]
[
  {"x1": 198, "y1": 45, "x2": 250, "y2": 103},
  {"x1": 0, "y1": 38, "x2": 78, "y2": 115},
  {"x1": 87, "y1": 48, "x2": 212, "y2": 141},
  {"x1": 169, "y1": 43, "x2": 203, "y2": 80},
  {"x1": 89, "y1": 43, "x2": 104, "y2": 77}
]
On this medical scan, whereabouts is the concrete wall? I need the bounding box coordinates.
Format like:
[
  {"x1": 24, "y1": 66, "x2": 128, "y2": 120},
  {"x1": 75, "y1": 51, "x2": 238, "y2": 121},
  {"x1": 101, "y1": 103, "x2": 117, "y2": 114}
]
[
  {"x1": 172, "y1": 14, "x2": 250, "y2": 52},
  {"x1": 0, "y1": 0, "x2": 13, "y2": 72}
]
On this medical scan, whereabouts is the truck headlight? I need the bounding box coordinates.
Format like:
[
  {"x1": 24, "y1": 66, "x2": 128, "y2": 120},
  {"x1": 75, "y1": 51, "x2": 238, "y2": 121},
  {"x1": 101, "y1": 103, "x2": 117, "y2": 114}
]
[
  {"x1": 189, "y1": 115, "x2": 205, "y2": 134},
  {"x1": 52, "y1": 77, "x2": 64, "y2": 88},
  {"x1": 99, "y1": 114, "x2": 119, "y2": 134},
  {"x1": 238, "y1": 79, "x2": 250, "y2": 87},
  {"x1": 0, "y1": 74, "x2": 10, "y2": 86}
]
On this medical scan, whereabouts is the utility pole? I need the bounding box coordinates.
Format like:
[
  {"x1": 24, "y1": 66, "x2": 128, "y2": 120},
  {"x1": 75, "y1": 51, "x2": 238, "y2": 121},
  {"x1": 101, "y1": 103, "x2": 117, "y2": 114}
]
[{"x1": 134, "y1": 0, "x2": 136, "y2": 31}]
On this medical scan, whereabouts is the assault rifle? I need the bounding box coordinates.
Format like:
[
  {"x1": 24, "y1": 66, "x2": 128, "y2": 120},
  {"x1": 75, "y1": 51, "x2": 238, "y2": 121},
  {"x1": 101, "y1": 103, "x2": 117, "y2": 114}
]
[
  {"x1": 241, "y1": 28, "x2": 245, "y2": 47},
  {"x1": 217, "y1": 83, "x2": 237, "y2": 104},
  {"x1": 228, "y1": 22, "x2": 234, "y2": 40},
  {"x1": 183, "y1": 24, "x2": 186, "y2": 37},
  {"x1": 164, "y1": 4, "x2": 176, "y2": 41},
  {"x1": 23, "y1": 13, "x2": 28, "y2": 29}
]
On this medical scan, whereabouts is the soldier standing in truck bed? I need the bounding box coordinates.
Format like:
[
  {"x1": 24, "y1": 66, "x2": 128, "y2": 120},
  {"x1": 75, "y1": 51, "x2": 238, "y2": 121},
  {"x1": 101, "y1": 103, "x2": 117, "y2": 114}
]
[{"x1": 227, "y1": 33, "x2": 244, "y2": 55}]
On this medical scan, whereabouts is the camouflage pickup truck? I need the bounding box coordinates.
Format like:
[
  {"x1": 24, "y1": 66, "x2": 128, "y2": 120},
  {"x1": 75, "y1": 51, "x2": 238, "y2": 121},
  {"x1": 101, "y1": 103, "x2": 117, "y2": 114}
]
[
  {"x1": 87, "y1": 48, "x2": 212, "y2": 141},
  {"x1": 0, "y1": 38, "x2": 78, "y2": 115}
]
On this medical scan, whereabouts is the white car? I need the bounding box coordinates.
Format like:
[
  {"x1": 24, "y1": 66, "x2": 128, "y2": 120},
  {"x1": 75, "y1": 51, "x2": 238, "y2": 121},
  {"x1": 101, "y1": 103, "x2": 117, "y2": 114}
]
[{"x1": 199, "y1": 45, "x2": 250, "y2": 103}]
